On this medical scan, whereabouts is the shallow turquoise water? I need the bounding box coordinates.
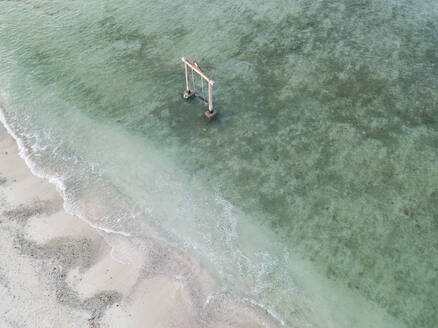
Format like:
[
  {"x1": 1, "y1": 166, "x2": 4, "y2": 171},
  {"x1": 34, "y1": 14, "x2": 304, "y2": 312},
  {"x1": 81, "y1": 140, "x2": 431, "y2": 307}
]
[{"x1": 1, "y1": 0, "x2": 437, "y2": 326}]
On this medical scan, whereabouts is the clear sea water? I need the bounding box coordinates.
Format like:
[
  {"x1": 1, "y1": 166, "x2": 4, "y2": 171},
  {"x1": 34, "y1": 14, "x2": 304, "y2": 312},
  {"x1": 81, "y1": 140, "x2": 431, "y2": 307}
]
[{"x1": 1, "y1": 0, "x2": 437, "y2": 327}]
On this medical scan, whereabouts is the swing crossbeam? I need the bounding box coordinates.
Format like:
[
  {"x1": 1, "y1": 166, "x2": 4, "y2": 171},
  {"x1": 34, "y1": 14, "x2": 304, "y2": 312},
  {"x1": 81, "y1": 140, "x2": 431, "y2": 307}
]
[{"x1": 181, "y1": 57, "x2": 216, "y2": 119}]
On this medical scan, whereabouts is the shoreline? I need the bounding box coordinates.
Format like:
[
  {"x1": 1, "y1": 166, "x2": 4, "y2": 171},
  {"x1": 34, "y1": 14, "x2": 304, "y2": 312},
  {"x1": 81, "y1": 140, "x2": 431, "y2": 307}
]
[{"x1": 0, "y1": 121, "x2": 278, "y2": 327}]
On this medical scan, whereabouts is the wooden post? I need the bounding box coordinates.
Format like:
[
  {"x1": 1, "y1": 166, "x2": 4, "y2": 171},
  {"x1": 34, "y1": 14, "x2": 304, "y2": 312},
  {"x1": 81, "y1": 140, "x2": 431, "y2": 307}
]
[
  {"x1": 205, "y1": 80, "x2": 216, "y2": 119},
  {"x1": 208, "y1": 83, "x2": 213, "y2": 113},
  {"x1": 184, "y1": 63, "x2": 190, "y2": 91}
]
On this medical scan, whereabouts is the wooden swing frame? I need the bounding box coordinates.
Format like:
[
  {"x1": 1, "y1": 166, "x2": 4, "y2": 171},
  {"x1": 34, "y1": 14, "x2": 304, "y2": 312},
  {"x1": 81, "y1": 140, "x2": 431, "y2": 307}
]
[{"x1": 181, "y1": 57, "x2": 216, "y2": 119}]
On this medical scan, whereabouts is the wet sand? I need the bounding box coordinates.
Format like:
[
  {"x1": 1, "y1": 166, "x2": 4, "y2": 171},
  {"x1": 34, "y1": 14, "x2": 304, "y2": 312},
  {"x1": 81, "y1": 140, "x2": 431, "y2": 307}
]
[{"x1": 0, "y1": 123, "x2": 276, "y2": 328}]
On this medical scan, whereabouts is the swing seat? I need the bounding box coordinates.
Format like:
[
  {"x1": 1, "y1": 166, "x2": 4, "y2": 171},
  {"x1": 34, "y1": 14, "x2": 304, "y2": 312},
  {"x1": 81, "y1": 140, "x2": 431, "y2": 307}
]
[
  {"x1": 196, "y1": 94, "x2": 209, "y2": 104},
  {"x1": 204, "y1": 109, "x2": 217, "y2": 120}
]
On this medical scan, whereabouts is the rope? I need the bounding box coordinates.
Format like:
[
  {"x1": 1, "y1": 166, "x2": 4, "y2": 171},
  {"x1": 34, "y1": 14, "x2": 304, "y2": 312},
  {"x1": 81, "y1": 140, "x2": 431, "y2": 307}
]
[{"x1": 191, "y1": 67, "x2": 195, "y2": 92}]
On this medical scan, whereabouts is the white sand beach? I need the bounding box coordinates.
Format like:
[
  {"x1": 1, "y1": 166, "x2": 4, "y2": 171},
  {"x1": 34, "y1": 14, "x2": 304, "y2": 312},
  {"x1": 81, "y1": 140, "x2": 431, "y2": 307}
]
[{"x1": 0, "y1": 123, "x2": 276, "y2": 328}]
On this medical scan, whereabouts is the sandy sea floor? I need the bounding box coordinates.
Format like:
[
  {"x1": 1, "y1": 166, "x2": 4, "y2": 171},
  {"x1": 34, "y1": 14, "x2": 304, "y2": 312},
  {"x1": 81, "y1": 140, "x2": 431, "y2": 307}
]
[
  {"x1": 0, "y1": 123, "x2": 278, "y2": 328},
  {"x1": 1, "y1": 0, "x2": 437, "y2": 325}
]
